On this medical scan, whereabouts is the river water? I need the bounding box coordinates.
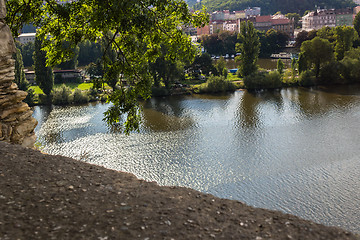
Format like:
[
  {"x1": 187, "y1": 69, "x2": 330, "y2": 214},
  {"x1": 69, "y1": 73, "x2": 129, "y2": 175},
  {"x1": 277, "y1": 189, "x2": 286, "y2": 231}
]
[{"x1": 33, "y1": 85, "x2": 360, "y2": 233}]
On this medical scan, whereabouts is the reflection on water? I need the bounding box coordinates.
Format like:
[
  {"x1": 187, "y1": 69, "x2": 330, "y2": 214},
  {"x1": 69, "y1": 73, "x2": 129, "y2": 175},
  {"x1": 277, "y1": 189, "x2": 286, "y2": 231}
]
[{"x1": 34, "y1": 85, "x2": 360, "y2": 233}]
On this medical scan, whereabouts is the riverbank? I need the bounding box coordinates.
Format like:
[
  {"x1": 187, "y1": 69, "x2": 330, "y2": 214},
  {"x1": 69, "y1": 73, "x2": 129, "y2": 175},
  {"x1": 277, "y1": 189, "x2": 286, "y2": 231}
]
[{"x1": 0, "y1": 141, "x2": 359, "y2": 239}]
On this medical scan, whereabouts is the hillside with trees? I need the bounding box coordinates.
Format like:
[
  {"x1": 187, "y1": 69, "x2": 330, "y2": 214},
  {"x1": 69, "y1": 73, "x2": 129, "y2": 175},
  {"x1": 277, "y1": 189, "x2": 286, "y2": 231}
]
[{"x1": 194, "y1": 0, "x2": 356, "y2": 15}]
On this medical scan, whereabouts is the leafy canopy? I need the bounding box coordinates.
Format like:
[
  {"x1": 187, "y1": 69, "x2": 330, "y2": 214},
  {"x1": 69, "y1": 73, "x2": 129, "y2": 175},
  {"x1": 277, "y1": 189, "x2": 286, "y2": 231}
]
[
  {"x1": 6, "y1": 0, "x2": 208, "y2": 133},
  {"x1": 236, "y1": 21, "x2": 260, "y2": 77}
]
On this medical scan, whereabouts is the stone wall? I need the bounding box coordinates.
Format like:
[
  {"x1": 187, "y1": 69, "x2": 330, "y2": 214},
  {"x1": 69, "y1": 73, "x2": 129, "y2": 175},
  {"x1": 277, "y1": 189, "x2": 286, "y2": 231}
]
[{"x1": 0, "y1": 0, "x2": 37, "y2": 148}]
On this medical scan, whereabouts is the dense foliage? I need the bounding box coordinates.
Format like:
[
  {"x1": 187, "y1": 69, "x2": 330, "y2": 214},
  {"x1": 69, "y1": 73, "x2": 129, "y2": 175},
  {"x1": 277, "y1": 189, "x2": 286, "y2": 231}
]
[
  {"x1": 6, "y1": 0, "x2": 208, "y2": 133},
  {"x1": 236, "y1": 21, "x2": 260, "y2": 77},
  {"x1": 12, "y1": 47, "x2": 35, "y2": 106},
  {"x1": 197, "y1": 75, "x2": 236, "y2": 93},
  {"x1": 194, "y1": 0, "x2": 355, "y2": 15},
  {"x1": 34, "y1": 37, "x2": 54, "y2": 98}
]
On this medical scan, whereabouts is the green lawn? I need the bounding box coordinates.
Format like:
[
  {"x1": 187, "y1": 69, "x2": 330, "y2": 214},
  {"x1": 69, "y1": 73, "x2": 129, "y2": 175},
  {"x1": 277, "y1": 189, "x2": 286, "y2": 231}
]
[
  {"x1": 227, "y1": 73, "x2": 242, "y2": 82},
  {"x1": 30, "y1": 83, "x2": 94, "y2": 95}
]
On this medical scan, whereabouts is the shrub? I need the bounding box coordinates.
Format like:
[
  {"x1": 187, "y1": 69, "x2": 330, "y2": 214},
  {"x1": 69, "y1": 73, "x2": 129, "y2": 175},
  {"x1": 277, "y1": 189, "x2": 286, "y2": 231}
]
[
  {"x1": 222, "y1": 68, "x2": 228, "y2": 78},
  {"x1": 267, "y1": 71, "x2": 282, "y2": 88},
  {"x1": 38, "y1": 93, "x2": 52, "y2": 105},
  {"x1": 319, "y1": 61, "x2": 342, "y2": 84},
  {"x1": 52, "y1": 85, "x2": 72, "y2": 105},
  {"x1": 198, "y1": 75, "x2": 236, "y2": 93},
  {"x1": 298, "y1": 70, "x2": 316, "y2": 87},
  {"x1": 72, "y1": 88, "x2": 89, "y2": 104},
  {"x1": 282, "y1": 69, "x2": 298, "y2": 86},
  {"x1": 24, "y1": 88, "x2": 35, "y2": 106},
  {"x1": 339, "y1": 58, "x2": 360, "y2": 83},
  {"x1": 243, "y1": 71, "x2": 282, "y2": 89}
]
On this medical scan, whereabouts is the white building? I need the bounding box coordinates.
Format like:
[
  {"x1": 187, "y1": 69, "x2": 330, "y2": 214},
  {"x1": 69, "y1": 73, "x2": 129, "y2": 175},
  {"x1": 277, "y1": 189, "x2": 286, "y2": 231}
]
[
  {"x1": 223, "y1": 21, "x2": 237, "y2": 32},
  {"x1": 302, "y1": 9, "x2": 336, "y2": 31},
  {"x1": 17, "y1": 33, "x2": 36, "y2": 44},
  {"x1": 245, "y1": 7, "x2": 261, "y2": 17},
  {"x1": 55, "y1": 0, "x2": 76, "y2": 5}
]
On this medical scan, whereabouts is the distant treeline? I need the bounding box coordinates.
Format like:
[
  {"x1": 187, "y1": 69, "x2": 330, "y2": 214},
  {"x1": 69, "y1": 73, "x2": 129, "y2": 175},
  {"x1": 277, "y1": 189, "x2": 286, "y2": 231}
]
[{"x1": 194, "y1": 0, "x2": 356, "y2": 15}]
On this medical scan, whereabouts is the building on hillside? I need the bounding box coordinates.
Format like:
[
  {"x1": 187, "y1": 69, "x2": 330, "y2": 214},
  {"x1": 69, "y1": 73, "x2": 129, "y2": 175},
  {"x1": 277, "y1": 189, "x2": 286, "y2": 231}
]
[
  {"x1": 236, "y1": 16, "x2": 256, "y2": 33},
  {"x1": 237, "y1": 15, "x2": 294, "y2": 38},
  {"x1": 53, "y1": 69, "x2": 84, "y2": 82},
  {"x1": 183, "y1": 25, "x2": 198, "y2": 36},
  {"x1": 211, "y1": 11, "x2": 228, "y2": 21},
  {"x1": 245, "y1": 7, "x2": 261, "y2": 17},
  {"x1": 335, "y1": 8, "x2": 354, "y2": 26},
  {"x1": 271, "y1": 18, "x2": 294, "y2": 38},
  {"x1": 253, "y1": 15, "x2": 272, "y2": 32},
  {"x1": 209, "y1": 21, "x2": 224, "y2": 34},
  {"x1": 197, "y1": 25, "x2": 210, "y2": 36},
  {"x1": 223, "y1": 20, "x2": 238, "y2": 32},
  {"x1": 24, "y1": 70, "x2": 35, "y2": 85},
  {"x1": 211, "y1": 10, "x2": 246, "y2": 21},
  {"x1": 302, "y1": 9, "x2": 336, "y2": 31},
  {"x1": 17, "y1": 33, "x2": 36, "y2": 44}
]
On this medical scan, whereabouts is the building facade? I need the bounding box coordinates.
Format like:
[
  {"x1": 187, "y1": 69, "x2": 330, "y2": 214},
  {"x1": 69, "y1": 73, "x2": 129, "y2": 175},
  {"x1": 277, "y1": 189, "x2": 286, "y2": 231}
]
[
  {"x1": 335, "y1": 8, "x2": 354, "y2": 26},
  {"x1": 302, "y1": 9, "x2": 337, "y2": 31},
  {"x1": 17, "y1": 33, "x2": 36, "y2": 44}
]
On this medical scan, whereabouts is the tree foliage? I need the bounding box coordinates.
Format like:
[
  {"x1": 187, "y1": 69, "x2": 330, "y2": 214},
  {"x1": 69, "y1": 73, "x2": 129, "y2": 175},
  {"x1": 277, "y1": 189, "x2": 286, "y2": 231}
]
[
  {"x1": 6, "y1": 0, "x2": 208, "y2": 133},
  {"x1": 354, "y1": 11, "x2": 360, "y2": 38},
  {"x1": 186, "y1": 53, "x2": 217, "y2": 78},
  {"x1": 17, "y1": 41, "x2": 35, "y2": 67},
  {"x1": 259, "y1": 29, "x2": 289, "y2": 57},
  {"x1": 334, "y1": 26, "x2": 357, "y2": 61},
  {"x1": 200, "y1": 31, "x2": 237, "y2": 56},
  {"x1": 236, "y1": 21, "x2": 260, "y2": 77},
  {"x1": 34, "y1": 37, "x2": 54, "y2": 98},
  {"x1": 300, "y1": 37, "x2": 334, "y2": 78}
]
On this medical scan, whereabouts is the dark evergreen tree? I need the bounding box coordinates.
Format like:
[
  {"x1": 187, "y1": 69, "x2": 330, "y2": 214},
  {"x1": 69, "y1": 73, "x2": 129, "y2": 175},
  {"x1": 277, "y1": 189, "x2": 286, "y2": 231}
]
[
  {"x1": 13, "y1": 47, "x2": 35, "y2": 106},
  {"x1": 34, "y1": 37, "x2": 54, "y2": 98},
  {"x1": 236, "y1": 21, "x2": 260, "y2": 77}
]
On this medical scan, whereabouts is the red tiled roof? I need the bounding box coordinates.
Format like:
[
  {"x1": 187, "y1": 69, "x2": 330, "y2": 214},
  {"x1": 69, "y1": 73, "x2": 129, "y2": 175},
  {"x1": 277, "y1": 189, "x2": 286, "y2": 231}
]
[
  {"x1": 256, "y1": 15, "x2": 271, "y2": 22},
  {"x1": 271, "y1": 18, "x2": 290, "y2": 25}
]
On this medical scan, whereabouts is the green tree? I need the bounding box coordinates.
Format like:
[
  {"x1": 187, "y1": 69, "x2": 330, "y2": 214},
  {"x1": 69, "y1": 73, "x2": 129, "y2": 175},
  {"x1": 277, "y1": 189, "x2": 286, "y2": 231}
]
[
  {"x1": 19, "y1": 41, "x2": 35, "y2": 67},
  {"x1": 6, "y1": 0, "x2": 208, "y2": 133},
  {"x1": 13, "y1": 47, "x2": 27, "y2": 90},
  {"x1": 149, "y1": 55, "x2": 184, "y2": 89},
  {"x1": 354, "y1": 11, "x2": 360, "y2": 37},
  {"x1": 316, "y1": 26, "x2": 336, "y2": 42},
  {"x1": 13, "y1": 47, "x2": 35, "y2": 106},
  {"x1": 34, "y1": 37, "x2": 54, "y2": 99},
  {"x1": 236, "y1": 21, "x2": 260, "y2": 77},
  {"x1": 58, "y1": 44, "x2": 80, "y2": 70},
  {"x1": 300, "y1": 37, "x2": 334, "y2": 78},
  {"x1": 215, "y1": 56, "x2": 226, "y2": 77},
  {"x1": 277, "y1": 58, "x2": 284, "y2": 75},
  {"x1": 86, "y1": 59, "x2": 104, "y2": 80},
  {"x1": 285, "y1": 13, "x2": 301, "y2": 28},
  {"x1": 186, "y1": 53, "x2": 217, "y2": 78},
  {"x1": 260, "y1": 29, "x2": 289, "y2": 57},
  {"x1": 297, "y1": 53, "x2": 308, "y2": 74},
  {"x1": 78, "y1": 40, "x2": 102, "y2": 66},
  {"x1": 334, "y1": 26, "x2": 357, "y2": 61},
  {"x1": 200, "y1": 31, "x2": 237, "y2": 56}
]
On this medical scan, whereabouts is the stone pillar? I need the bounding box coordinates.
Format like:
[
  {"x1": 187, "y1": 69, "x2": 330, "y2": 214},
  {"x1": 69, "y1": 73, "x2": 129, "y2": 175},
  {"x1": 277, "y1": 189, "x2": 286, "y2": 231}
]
[{"x1": 0, "y1": 0, "x2": 37, "y2": 148}]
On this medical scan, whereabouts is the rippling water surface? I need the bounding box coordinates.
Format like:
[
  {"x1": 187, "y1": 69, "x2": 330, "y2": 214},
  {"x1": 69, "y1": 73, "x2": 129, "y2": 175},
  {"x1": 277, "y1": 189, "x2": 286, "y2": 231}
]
[{"x1": 33, "y1": 85, "x2": 360, "y2": 233}]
